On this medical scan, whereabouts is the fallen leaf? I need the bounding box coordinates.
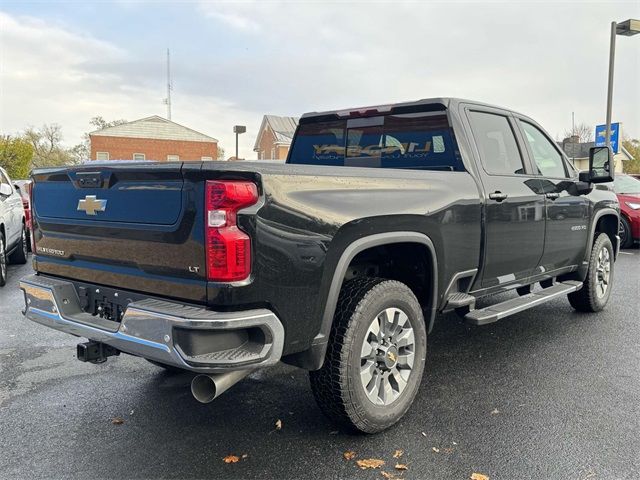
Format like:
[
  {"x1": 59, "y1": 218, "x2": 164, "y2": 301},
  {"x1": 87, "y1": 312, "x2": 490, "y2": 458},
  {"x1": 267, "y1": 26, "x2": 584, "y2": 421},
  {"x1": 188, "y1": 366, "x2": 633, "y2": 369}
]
[
  {"x1": 452, "y1": 441, "x2": 458, "y2": 445},
  {"x1": 275, "y1": 419, "x2": 282, "y2": 430},
  {"x1": 421, "y1": 432, "x2": 427, "y2": 437},
  {"x1": 241, "y1": 454, "x2": 249, "y2": 459},
  {"x1": 356, "y1": 458, "x2": 385, "y2": 470},
  {"x1": 395, "y1": 464, "x2": 408, "y2": 471},
  {"x1": 381, "y1": 472, "x2": 396, "y2": 480},
  {"x1": 329, "y1": 430, "x2": 339, "y2": 435},
  {"x1": 111, "y1": 417, "x2": 124, "y2": 425},
  {"x1": 343, "y1": 451, "x2": 356, "y2": 460},
  {"x1": 129, "y1": 410, "x2": 135, "y2": 416},
  {"x1": 490, "y1": 408, "x2": 500, "y2": 415},
  {"x1": 432, "y1": 447, "x2": 440, "y2": 453},
  {"x1": 223, "y1": 455, "x2": 240, "y2": 464},
  {"x1": 392, "y1": 449, "x2": 404, "y2": 458},
  {"x1": 471, "y1": 473, "x2": 490, "y2": 480}
]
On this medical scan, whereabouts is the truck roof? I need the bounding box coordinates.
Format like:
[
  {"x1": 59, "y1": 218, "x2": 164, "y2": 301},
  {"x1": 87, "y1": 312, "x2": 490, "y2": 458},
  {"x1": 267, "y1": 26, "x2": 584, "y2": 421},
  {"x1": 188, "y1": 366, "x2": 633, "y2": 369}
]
[{"x1": 300, "y1": 97, "x2": 518, "y2": 122}]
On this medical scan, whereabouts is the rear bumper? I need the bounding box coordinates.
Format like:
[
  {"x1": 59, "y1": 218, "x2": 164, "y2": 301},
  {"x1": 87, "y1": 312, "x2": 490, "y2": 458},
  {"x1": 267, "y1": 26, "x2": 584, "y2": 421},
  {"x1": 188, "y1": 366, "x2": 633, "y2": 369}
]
[{"x1": 19, "y1": 274, "x2": 284, "y2": 373}]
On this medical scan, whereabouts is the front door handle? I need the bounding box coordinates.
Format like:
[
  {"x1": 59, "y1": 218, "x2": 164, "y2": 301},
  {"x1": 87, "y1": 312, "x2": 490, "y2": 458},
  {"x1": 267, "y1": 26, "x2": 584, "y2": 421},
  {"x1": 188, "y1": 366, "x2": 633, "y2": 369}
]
[
  {"x1": 489, "y1": 191, "x2": 508, "y2": 202},
  {"x1": 545, "y1": 192, "x2": 560, "y2": 200}
]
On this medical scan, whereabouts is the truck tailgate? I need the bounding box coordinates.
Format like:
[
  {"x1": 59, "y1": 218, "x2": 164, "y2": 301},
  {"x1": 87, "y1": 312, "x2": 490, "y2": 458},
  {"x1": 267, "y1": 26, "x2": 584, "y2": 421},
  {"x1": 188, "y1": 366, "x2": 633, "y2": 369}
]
[{"x1": 31, "y1": 162, "x2": 207, "y2": 303}]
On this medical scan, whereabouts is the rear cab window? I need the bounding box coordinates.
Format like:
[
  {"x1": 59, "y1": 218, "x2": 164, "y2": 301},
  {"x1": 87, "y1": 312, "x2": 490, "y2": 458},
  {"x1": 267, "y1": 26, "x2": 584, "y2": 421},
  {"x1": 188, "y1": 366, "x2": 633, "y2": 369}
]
[{"x1": 287, "y1": 112, "x2": 464, "y2": 171}]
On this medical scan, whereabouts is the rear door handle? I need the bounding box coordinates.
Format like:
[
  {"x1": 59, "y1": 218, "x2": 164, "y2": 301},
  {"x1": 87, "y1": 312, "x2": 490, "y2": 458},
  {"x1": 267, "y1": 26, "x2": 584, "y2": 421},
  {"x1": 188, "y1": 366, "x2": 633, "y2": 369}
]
[
  {"x1": 545, "y1": 192, "x2": 560, "y2": 200},
  {"x1": 489, "y1": 192, "x2": 508, "y2": 202}
]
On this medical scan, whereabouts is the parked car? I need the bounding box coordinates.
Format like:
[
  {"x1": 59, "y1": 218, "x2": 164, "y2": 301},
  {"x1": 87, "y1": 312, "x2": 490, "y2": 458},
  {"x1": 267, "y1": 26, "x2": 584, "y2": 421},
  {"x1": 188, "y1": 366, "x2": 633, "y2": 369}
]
[
  {"x1": 613, "y1": 174, "x2": 640, "y2": 248},
  {"x1": 13, "y1": 180, "x2": 32, "y2": 250},
  {"x1": 0, "y1": 168, "x2": 29, "y2": 286},
  {"x1": 20, "y1": 98, "x2": 620, "y2": 433}
]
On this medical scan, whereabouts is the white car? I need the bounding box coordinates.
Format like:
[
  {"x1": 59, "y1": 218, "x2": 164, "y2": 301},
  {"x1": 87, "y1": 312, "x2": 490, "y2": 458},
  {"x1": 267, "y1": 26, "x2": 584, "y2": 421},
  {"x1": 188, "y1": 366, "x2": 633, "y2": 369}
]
[{"x1": 0, "y1": 167, "x2": 28, "y2": 286}]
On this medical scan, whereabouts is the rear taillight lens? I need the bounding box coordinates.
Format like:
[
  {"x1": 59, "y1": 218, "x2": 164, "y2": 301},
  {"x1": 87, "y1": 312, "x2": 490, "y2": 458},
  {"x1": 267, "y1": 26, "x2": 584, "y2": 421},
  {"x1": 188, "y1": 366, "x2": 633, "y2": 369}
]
[{"x1": 205, "y1": 180, "x2": 258, "y2": 282}]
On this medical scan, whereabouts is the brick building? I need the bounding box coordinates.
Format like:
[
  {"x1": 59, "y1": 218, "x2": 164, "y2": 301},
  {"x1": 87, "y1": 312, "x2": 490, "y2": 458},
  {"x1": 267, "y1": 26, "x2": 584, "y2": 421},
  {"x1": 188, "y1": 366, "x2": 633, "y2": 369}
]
[
  {"x1": 89, "y1": 116, "x2": 218, "y2": 162},
  {"x1": 253, "y1": 115, "x2": 299, "y2": 160}
]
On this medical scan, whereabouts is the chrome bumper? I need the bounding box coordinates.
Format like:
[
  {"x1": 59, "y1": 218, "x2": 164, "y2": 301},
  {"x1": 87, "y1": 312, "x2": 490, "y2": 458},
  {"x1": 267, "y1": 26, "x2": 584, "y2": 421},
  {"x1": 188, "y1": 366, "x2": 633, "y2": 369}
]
[{"x1": 19, "y1": 274, "x2": 284, "y2": 373}]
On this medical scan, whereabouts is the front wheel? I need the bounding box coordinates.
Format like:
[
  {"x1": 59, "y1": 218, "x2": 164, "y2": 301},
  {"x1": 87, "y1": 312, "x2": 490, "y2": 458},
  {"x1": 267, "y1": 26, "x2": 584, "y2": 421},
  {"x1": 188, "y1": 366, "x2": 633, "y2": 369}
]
[
  {"x1": 619, "y1": 216, "x2": 633, "y2": 249},
  {"x1": 568, "y1": 233, "x2": 614, "y2": 312},
  {"x1": 309, "y1": 278, "x2": 427, "y2": 434}
]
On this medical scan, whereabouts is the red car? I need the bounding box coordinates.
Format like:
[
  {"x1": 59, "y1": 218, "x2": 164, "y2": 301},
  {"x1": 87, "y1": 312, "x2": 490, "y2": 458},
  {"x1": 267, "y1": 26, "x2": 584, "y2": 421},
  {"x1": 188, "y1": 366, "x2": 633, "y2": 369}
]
[{"x1": 614, "y1": 174, "x2": 640, "y2": 248}]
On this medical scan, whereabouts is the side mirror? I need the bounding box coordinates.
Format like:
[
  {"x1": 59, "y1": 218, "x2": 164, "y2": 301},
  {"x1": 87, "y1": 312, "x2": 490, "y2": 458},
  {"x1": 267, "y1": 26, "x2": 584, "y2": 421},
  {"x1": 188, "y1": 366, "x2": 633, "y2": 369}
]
[
  {"x1": 0, "y1": 183, "x2": 13, "y2": 196},
  {"x1": 587, "y1": 146, "x2": 614, "y2": 183}
]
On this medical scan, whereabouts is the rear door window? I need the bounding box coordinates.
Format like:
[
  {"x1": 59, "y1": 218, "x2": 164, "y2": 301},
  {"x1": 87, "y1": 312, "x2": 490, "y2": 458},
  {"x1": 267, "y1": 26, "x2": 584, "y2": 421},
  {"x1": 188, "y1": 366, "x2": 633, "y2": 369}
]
[
  {"x1": 288, "y1": 113, "x2": 463, "y2": 171},
  {"x1": 519, "y1": 121, "x2": 568, "y2": 178},
  {"x1": 468, "y1": 111, "x2": 525, "y2": 176}
]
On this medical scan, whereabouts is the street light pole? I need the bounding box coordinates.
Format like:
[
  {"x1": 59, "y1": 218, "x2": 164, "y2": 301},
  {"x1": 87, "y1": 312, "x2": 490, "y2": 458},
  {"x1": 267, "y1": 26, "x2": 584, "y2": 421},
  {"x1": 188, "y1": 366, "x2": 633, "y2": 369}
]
[
  {"x1": 605, "y1": 21, "x2": 616, "y2": 149},
  {"x1": 233, "y1": 125, "x2": 246, "y2": 161},
  {"x1": 604, "y1": 19, "x2": 640, "y2": 150}
]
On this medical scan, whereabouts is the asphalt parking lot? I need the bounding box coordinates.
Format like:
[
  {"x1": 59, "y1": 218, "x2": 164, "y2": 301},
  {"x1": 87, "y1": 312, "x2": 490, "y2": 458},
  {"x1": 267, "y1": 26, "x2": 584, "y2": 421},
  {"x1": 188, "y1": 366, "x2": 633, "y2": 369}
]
[{"x1": 1, "y1": 251, "x2": 639, "y2": 480}]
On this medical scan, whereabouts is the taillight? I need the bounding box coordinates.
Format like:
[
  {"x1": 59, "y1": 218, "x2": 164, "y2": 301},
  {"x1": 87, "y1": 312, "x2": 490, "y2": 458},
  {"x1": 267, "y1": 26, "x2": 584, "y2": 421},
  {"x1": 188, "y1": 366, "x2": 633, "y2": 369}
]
[{"x1": 205, "y1": 180, "x2": 258, "y2": 282}]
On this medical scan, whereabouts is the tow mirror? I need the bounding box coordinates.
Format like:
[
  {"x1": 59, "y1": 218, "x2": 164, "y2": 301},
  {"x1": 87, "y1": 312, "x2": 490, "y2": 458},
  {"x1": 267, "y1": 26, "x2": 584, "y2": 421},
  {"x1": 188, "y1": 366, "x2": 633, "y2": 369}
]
[{"x1": 585, "y1": 146, "x2": 614, "y2": 184}]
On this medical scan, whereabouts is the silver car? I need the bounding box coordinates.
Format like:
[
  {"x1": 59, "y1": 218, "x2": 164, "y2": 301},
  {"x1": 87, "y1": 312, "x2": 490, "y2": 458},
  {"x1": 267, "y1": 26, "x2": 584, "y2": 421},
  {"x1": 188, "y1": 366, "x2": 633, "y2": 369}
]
[{"x1": 0, "y1": 167, "x2": 28, "y2": 286}]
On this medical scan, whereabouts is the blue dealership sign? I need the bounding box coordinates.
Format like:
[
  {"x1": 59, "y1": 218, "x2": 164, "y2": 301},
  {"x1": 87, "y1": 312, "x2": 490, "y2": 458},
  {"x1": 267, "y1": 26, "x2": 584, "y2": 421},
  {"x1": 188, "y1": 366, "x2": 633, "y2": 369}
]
[{"x1": 595, "y1": 123, "x2": 620, "y2": 154}]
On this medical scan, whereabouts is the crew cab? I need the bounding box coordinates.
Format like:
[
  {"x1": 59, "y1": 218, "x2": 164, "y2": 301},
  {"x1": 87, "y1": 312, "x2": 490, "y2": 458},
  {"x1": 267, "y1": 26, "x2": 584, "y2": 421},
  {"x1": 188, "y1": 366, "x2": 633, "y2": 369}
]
[
  {"x1": 20, "y1": 98, "x2": 619, "y2": 433},
  {"x1": 1, "y1": 167, "x2": 28, "y2": 286}
]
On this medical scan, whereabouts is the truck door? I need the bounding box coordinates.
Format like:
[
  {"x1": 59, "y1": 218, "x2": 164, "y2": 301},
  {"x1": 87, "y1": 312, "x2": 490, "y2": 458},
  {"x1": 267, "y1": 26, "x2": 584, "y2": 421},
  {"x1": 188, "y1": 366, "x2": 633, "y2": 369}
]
[
  {"x1": 515, "y1": 119, "x2": 590, "y2": 272},
  {"x1": 465, "y1": 108, "x2": 545, "y2": 289}
]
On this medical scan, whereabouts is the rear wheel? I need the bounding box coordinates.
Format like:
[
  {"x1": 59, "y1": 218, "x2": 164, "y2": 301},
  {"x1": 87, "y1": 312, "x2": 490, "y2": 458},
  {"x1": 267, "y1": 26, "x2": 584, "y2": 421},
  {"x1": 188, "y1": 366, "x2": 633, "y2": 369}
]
[
  {"x1": 309, "y1": 277, "x2": 427, "y2": 433},
  {"x1": 8, "y1": 225, "x2": 28, "y2": 265},
  {"x1": 619, "y1": 216, "x2": 633, "y2": 249},
  {"x1": 0, "y1": 233, "x2": 7, "y2": 287},
  {"x1": 568, "y1": 233, "x2": 614, "y2": 312}
]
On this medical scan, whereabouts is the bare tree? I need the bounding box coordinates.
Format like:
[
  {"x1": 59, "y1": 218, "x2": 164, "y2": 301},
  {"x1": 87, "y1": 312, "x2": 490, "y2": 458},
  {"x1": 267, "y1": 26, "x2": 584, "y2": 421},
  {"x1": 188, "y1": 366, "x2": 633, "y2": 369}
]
[
  {"x1": 563, "y1": 122, "x2": 593, "y2": 143},
  {"x1": 23, "y1": 124, "x2": 75, "y2": 168},
  {"x1": 71, "y1": 116, "x2": 128, "y2": 163}
]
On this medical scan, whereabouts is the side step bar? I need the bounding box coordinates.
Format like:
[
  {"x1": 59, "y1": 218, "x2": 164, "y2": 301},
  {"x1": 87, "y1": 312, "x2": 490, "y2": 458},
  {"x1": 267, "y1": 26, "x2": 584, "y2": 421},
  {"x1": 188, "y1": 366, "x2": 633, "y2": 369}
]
[{"x1": 464, "y1": 281, "x2": 582, "y2": 326}]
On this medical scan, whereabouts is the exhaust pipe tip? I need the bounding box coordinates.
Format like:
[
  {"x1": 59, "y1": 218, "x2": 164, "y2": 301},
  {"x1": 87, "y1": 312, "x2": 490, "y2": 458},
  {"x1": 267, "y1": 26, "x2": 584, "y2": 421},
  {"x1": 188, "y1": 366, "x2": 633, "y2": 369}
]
[
  {"x1": 191, "y1": 370, "x2": 251, "y2": 404},
  {"x1": 191, "y1": 375, "x2": 218, "y2": 404}
]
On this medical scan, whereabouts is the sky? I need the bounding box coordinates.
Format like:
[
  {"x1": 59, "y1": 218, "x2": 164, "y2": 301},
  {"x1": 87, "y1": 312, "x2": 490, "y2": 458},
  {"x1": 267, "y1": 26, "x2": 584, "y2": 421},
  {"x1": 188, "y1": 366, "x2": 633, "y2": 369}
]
[{"x1": 0, "y1": 0, "x2": 638, "y2": 160}]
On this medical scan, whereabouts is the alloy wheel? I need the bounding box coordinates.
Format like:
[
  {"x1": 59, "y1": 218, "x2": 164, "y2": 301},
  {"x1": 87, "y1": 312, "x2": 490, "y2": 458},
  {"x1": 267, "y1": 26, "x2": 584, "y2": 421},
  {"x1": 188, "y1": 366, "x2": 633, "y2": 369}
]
[
  {"x1": 595, "y1": 246, "x2": 611, "y2": 298},
  {"x1": 360, "y1": 307, "x2": 415, "y2": 406}
]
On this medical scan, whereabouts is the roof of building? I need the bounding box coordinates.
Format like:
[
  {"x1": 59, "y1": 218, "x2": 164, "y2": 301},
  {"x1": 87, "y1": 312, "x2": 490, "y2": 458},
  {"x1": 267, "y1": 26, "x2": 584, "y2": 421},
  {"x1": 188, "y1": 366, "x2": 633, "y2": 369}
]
[
  {"x1": 89, "y1": 115, "x2": 218, "y2": 142},
  {"x1": 253, "y1": 115, "x2": 299, "y2": 151}
]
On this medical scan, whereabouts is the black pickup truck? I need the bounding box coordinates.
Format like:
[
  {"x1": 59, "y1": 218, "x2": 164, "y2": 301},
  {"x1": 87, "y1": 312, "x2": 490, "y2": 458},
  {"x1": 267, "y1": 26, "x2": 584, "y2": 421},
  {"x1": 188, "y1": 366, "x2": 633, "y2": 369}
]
[{"x1": 20, "y1": 98, "x2": 619, "y2": 433}]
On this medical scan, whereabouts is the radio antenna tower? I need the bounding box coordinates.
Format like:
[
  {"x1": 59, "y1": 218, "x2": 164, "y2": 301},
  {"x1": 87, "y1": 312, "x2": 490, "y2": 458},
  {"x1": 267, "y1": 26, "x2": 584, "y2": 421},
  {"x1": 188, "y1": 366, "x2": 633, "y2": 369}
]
[{"x1": 164, "y1": 48, "x2": 173, "y2": 120}]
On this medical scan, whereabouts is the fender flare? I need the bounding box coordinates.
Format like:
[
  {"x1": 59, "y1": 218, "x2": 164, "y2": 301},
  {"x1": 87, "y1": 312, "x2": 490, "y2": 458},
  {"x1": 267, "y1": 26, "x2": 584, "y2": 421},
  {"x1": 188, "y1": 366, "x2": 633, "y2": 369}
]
[
  {"x1": 585, "y1": 208, "x2": 620, "y2": 262},
  {"x1": 294, "y1": 231, "x2": 439, "y2": 371}
]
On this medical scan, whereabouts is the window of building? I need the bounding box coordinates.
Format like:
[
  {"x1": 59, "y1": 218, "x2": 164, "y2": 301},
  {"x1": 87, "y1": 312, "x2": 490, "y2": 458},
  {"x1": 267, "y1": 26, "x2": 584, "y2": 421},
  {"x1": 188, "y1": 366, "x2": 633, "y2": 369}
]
[
  {"x1": 133, "y1": 153, "x2": 145, "y2": 161},
  {"x1": 468, "y1": 111, "x2": 524, "y2": 176},
  {"x1": 257, "y1": 151, "x2": 262, "y2": 160},
  {"x1": 201, "y1": 156, "x2": 213, "y2": 161},
  {"x1": 96, "y1": 152, "x2": 109, "y2": 161},
  {"x1": 519, "y1": 121, "x2": 568, "y2": 178},
  {"x1": 167, "y1": 155, "x2": 180, "y2": 161},
  {"x1": 270, "y1": 148, "x2": 275, "y2": 160}
]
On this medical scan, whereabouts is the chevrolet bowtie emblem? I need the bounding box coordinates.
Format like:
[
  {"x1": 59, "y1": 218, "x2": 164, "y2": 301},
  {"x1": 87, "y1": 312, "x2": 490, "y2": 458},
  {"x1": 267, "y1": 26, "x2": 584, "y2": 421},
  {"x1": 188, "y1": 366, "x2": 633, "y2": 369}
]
[{"x1": 77, "y1": 195, "x2": 107, "y2": 215}]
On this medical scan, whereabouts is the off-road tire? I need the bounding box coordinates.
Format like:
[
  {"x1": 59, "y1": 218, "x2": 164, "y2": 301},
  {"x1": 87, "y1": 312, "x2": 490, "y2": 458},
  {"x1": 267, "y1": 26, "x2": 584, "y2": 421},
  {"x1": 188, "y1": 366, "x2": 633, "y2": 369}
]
[
  {"x1": 619, "y1": 216, "x2": 633, "y2": 249},
  {"x1": 0, "y1": 232, "x2": 7, "y2": 287},
  {"x1": 146, "y1": 359, "x2": 187, "y2": 373},
  {"x1": 8, "y1": 225, "x2": 28, "y2": 265},
  {"x1": 309, "y1": 277, "x2": 427, "y2": 434},
  {"x1": 568, "y1": 233, "x2": 614, "y2": 312}
]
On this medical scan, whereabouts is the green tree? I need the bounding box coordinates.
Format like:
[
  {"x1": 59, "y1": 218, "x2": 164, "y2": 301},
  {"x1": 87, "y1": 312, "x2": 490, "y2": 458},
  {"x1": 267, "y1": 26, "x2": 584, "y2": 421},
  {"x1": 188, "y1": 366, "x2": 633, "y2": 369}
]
[
  {"x1": 0, "y1": 136, "x2": 34, "y2": 179},
  {"x1": 71, "y1": 116, "x2": 128, "y2": 162},
  {"x1": 23, "y1": 124, "x2": 75, "y2": 168},
  {"x1": 622, "y1": 139, "x2": 640, "y2": 174}
]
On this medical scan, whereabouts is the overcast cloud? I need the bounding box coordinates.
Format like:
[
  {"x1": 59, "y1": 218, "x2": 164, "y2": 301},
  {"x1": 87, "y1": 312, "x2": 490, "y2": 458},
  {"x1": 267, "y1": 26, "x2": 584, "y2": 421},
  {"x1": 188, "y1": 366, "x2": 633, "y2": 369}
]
[{"x1": 1, "y1": 1, "x2": 638, "y2": 159}]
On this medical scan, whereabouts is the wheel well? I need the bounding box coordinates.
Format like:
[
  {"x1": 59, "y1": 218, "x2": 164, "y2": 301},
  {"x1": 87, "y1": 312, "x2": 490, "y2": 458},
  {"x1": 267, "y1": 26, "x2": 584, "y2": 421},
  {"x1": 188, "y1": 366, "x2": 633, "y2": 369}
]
[
  {"x1": 595, "y1": 214, "x2": 619, "y2": 252},
  {"x1": 344, "y1": 242, "x2": 434, "y2": 312}
]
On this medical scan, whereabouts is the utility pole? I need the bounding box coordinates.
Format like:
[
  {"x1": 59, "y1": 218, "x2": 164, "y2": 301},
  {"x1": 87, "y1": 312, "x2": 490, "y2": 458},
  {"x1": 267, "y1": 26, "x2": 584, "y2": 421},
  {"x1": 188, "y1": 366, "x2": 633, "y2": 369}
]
[{"x1": 166, "y1": 48, "x2": 172, "y2": 120}]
